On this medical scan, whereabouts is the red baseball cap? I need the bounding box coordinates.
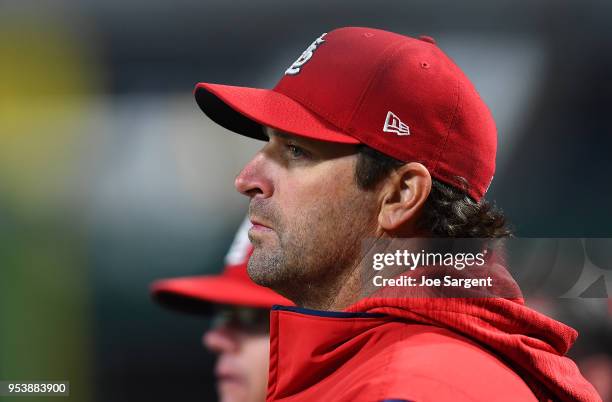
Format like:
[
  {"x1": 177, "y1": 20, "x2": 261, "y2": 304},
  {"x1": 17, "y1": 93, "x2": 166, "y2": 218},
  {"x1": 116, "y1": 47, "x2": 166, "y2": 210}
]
[
  {"x1": 151, "y1": 217, "x2": 292, "y2": 314},
  {"x1": 194, "y1": 27, "x2": 497, "y2": 201}
]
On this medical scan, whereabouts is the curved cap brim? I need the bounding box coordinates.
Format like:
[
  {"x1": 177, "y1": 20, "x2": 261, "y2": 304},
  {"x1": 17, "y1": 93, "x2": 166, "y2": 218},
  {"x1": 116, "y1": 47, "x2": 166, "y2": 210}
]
[
  {"x1": 194, "y1": 83, "x2": 359, "y2": 144},
  {"x1": 151, "y1": 275, "x2": 292, "y2": 315}
]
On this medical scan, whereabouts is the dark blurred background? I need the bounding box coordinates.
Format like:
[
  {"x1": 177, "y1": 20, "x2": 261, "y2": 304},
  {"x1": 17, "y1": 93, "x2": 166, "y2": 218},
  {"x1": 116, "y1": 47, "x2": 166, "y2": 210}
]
[{"x1": 1, "y1": 0, "x2": 611, "y2": 401}]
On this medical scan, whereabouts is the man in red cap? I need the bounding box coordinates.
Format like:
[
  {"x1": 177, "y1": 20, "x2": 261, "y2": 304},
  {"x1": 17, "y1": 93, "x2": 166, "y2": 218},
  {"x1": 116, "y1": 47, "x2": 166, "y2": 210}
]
[
  {"x1": 193, "y1": 27, "x2": 600, "y2": 401},
  {"x1": 151, "y1": 217, "x2": 291, "y2": 402}
]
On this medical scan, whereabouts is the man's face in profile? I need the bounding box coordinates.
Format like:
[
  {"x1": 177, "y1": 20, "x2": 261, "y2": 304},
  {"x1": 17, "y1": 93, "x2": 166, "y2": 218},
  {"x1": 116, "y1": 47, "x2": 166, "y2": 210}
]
[
  {"x1": 236, "y1": 127, "x2": 380, "y2": 304},
  {"x1": 203, "y1": 306, "x2": 270, "y2": 402}
]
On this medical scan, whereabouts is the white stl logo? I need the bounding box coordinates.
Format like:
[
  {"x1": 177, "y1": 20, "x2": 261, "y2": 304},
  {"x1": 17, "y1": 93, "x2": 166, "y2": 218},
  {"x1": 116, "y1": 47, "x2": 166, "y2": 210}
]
[
  {"x1": 285, "y1": 33, "x2": 327, "y2": 75},
  {"x1": 224, "y1": 216, "x2": 252, "y2": 266},
  {"x1": 383, "y1": 111, "x2": 410, "y2": 136}
]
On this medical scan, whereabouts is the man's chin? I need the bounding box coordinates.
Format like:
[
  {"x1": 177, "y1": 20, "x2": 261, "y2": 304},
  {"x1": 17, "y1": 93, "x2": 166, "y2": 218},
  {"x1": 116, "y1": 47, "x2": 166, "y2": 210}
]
[
  {"x1": 218, "y1": 379, "x2": 248, "y2": 402},
  {"x1": 247, "y1": 250, "x2": 284, "y2": 288}
]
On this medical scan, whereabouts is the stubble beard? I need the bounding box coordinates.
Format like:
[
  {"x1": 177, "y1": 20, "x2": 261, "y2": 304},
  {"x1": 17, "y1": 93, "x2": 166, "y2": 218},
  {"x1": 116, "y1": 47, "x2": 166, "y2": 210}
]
[{"x1": 247, "y1": 194, "x2": 377, "y2": 307}]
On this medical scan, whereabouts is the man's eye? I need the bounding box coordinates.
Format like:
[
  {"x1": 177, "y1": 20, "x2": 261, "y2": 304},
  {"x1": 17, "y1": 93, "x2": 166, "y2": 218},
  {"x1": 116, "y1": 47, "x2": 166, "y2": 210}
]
[{"x1": 287, "y1": 144, "x2": 306, "y2": 158}]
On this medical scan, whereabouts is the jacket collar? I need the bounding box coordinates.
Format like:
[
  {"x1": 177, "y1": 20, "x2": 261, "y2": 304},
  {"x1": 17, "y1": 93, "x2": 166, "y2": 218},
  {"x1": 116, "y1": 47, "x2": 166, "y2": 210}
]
[{"x1": 266, "y1": 305, "x2": 391, "y2": 400}]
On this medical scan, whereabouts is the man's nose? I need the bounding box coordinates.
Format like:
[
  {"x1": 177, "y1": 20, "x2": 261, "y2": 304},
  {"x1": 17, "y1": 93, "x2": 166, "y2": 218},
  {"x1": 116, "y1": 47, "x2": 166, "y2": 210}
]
[
  {"x1": 234, "y1": 152, "x2": 273, "y2": 198},
  {"x1": 203, "y1": 326, "x2": 239, "y2": 354}
]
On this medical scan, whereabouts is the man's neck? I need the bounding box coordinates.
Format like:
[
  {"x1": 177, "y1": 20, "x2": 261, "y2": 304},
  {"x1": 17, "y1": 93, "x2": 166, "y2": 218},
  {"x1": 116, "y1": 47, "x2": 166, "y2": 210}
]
[{"x1": 296, "y1": 261, "x2": 364, "y2": 311}]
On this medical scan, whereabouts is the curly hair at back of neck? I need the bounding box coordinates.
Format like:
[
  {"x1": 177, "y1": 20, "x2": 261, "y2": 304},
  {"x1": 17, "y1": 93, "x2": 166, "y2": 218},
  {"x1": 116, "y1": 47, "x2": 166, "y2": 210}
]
[{"x1": 354, "y1": 145, "x2": 512, "y2": 238}]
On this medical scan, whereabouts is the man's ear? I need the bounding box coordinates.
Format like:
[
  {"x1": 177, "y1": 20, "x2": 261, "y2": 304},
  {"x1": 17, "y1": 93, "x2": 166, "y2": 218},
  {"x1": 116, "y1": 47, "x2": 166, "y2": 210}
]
[{"x1": 378, "y1": 162, "x2": 432, "y2": 233}]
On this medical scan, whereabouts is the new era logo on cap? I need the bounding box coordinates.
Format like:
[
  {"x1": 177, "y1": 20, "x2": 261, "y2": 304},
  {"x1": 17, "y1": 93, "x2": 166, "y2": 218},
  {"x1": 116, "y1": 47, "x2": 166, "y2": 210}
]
[{"x1": 383, "y1": 111, "x2": 410, "y2": 136}]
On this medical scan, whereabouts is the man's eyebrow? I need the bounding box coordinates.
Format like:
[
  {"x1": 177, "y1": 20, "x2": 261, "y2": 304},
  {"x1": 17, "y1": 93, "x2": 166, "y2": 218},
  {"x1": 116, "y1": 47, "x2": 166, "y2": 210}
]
[{"x1": 263, "y1": 127, "x2": 293, "y2": 141}]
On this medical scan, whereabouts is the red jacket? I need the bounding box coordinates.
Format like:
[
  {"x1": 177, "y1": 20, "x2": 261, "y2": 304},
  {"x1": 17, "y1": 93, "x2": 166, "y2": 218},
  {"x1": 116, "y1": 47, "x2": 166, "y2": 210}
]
[{"x1": 266, "y1": 297, "x2": 600, "y2": 402}]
